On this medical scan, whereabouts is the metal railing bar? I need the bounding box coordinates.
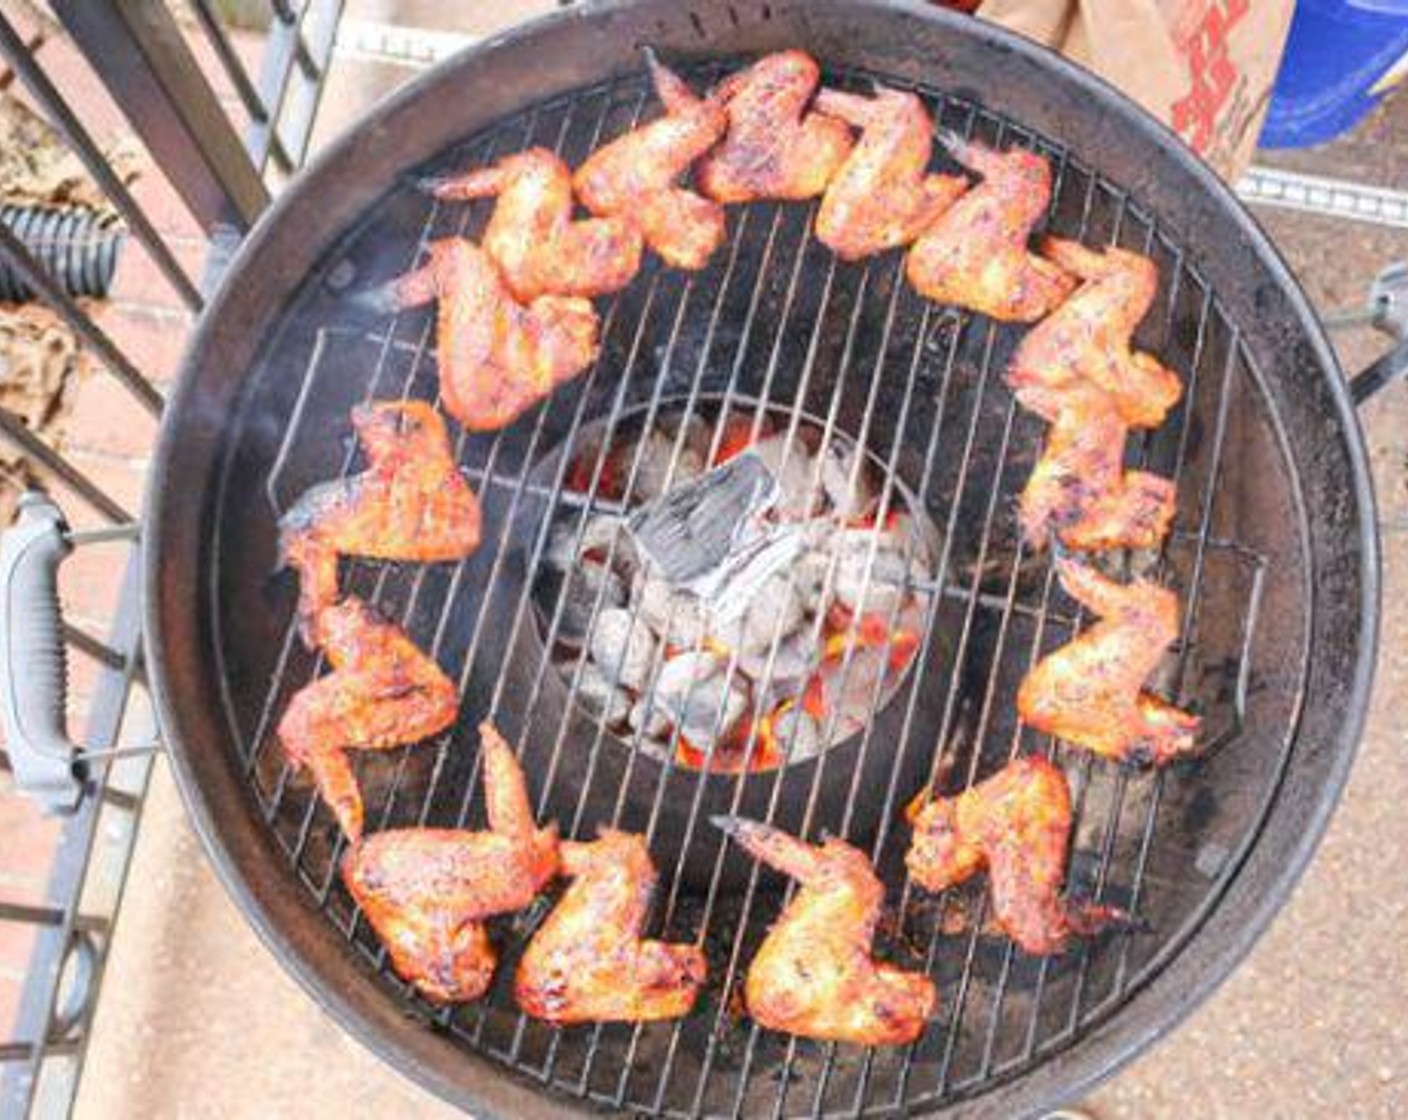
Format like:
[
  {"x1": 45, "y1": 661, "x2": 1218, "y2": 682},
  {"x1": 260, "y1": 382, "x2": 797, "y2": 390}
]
[
  {"x1": 97, "y1": 785, "x2": 141, "y2": 813},
  {"x1": 63, "y1": 624, "x2": 126, "y2": 671},
  {"x1": 282, "y1": 2, "x2": 343, "y2": 171},
  {"x1": 0, "y1": 409, "x2": 131, "y2": 525},
  {"x1": 0, "y1": 903, "x2": 64, "y2": 927},
  {"x1": 52, "y1": 0, "x2": 270, "y2": 232},
  {"x1": 0, "y1": 222, "x2": 163, "y2": 416},
  {"x1": 248, "y1": 11, "x2": 301, "y2": 175},
  {"x1": 188, "y1": 0, "x2": 272, "y2": 125},
  {"x1": 4, "y1": 556, "x2": 145, "y2": 1111},
  {"x1": 0, "y1": 11, "x2": 204, "y2": 313},
  {"x1": 0, "y1": 1039, "x2": 79, "y2": 1063},
  {"x1": 248, "y1": 0, "x2": 337, "y2": 175}
]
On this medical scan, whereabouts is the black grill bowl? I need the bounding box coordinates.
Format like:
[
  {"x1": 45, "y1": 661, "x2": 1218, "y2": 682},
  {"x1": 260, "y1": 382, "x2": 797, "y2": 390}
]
[{"x1": 146, "y1": 2, "x2": 1377, "y2": 1118}]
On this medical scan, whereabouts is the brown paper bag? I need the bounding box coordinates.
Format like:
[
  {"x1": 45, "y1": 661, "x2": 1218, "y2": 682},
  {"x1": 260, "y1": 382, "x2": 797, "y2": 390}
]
[{"x1": 976, "y1": 0, "x2": 1293, "y2": 180}]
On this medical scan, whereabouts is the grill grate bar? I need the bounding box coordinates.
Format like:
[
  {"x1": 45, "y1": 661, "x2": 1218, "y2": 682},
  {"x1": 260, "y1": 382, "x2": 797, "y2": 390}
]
[
  {"x1": 720, "y1": 245, "x2": 928, "y2": 1117},
  {"x1": 337, "y1": 83, "x2": 653, "y2": 989},
  {"x1": 1008, "y1": 217, "x2": 1188, "y2": 1050},
  {"x1": 780, "y1": 253, "x2": 943, "y2": 1117},
  {"x1": 582, "y1": 188, "x2": 878, "y2": 1110},
  {"x1": 639, "y1": 213, "x2": 859, "y2": 1109},
  {"x1": 806, "y1": 276, "x2": 989, "y2": 1116},
  {"x1": 685, "y1": 244, "x2": 895, "y2": 1116},
  {"x1": 604, "y1": 207, "x2": 776, "y2": 1107},
  {"x1": 799, "y1": 317, "x2": 1012, "y2": 1115},
  {"x1": 1062, "y1": 302, "x2": 1243, "y2": 1040},
  {"x1": 287, "y1": 242, "x2": 466, "y2": 873},
  {"x1": 967, "y1": 195, "x2": 1160, "y2": 1085},
  {"x1": 928, "y1": 391, "x2": 1026, "y2": 1097},
  {"x1": 334, "y1": 101, "x2": 604, "y2": 917},
  {"x1": 605, "y1": 199, "x2": 807, "y2": 1111},
  {"x1": 1009, "y1": 222, "x2": 1206, "y2": 1069},
  {"x1": 249, "y1": 109, "x2": 537, "y2": 894},
  {"x1": 546, "y1": 274, "x2": 728, "y2": 1090},
  {"x1": 503, "y1": 189, "x2": 801, "y2": 1086},
  {"x1": 250, "y1": 115, "x2": 519, "y2": 844},
  {"x1": 444, "y1": 94, "x2": 687, "y2": 1070},
  {"x1": 240, "y1": 181, "x2": 452, "y2": 789},
  {"x1": 844, "y1": 298, "x2": 971, "y2": 1114},
  {"x1": 889, "y1": 137, "x2": 1099, "y2": 1105}
]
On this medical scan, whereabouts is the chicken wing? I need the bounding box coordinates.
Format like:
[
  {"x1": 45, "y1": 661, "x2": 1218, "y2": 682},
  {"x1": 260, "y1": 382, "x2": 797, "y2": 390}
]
[
  {"x1": 279, "y1": 400, "x2": 481, "y2": 630},
  {"x1": 516, "y1": 829, "x2": 705, "y2": 1023},
  {"x1": 813, "y1": 86, "x2": 967, "y2": 260},
  {"x1": 905, "y1": 137, "x2": 1074, "y2": 322},
  {"x1": 714, "y1": 816, "x2": 935, "y2": 1045},
  {"x1": 1018, "y1": 383, "x2": 1176, "y2": 551},
  {"x1": 1007, "y1": 238, "x2": 1182, "y2": 429},
  {"x1": 1018, "y1": 558, "x2": 1199, "y2": 766},
  {"x1": 906, "y1": 756, "x2": 1125, "y2": 955},
  {"x1": 427, "y1": 147, "x2": 642, "y2": 301},
  {"x1": 383, "y1": 238, "x2": 599, "y2": 433},
  {"x1": 278, "y1": 597, "x2": 458, "y2": 841},
  {"x1": 573, "y1": 53, "x2": 728, "y2": 270},
  {"x1": 342, "y1": 723, "x2": 560, "y2": 1003},
  {"x1": 695, "y1": 50, "x2": 853, "y2": 204}
]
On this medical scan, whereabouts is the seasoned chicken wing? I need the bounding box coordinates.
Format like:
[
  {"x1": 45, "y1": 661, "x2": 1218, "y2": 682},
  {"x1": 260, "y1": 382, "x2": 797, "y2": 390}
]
[
  {"x1": 906, "y1": 756, "x2": 1124, "y2": 955},
  {"x1": 278, "y1": 598, "x2": 458, "y2": 842},
  {"x1": 342, "y1": 723, "x2": 559, "y2": 1003},
  {"x1": 384, "y1": 238, "x2": 599, "y2": 432},
  {"x1": 279, "y1": 400, "x2": 481, "y2": 631},
  {"x1": 1018, "y1": 558, "x2": 1199, "y2": 766},
  {"x1": 715, "y1": 816, "x2": 935, "y2": 1045},
  {"x1": 1019, "y1": 383, "x2": 1176, "y2": 551},
  {"x1": 696, "y1": 50, "x2": 853, "y2": 204},
  {"x1": 1007, "y1": 238, "x2": 1182, "y2": 429},
  {"x1": 516, "y1": 829, "x2": 705, "y2": 1023},
  {"x1": 428, "y1": 147, "x2": 642, "y2": 301},
  {"x1": 813, "y1": 86, "x2": 967, "y2": 260},
  {"x1": 574, "y1": 53, "x2": 728, "y2": 270},
  {"x1": 905, "y1": 137, "x2": 1074, "y2": 322}
]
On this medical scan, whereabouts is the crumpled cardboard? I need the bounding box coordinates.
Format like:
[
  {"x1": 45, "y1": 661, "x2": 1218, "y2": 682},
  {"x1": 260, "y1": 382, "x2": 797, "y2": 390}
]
[{"x1": 977, "y1": 0, "x2": 1293, "y2": 180}]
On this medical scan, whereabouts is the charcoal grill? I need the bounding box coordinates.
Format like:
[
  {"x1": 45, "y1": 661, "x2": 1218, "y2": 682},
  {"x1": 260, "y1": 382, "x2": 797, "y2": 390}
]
[{"x1": 136, "y1": 1, "x2": 1377, "y2": 1116}]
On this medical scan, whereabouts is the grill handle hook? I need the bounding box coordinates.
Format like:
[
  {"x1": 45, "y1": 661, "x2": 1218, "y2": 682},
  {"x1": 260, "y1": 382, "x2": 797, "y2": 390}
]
[
  {"x1": 0, "y1": 492, "x2": 157, "y2": 815},
  {"x1": 0, "y1": 491, "x2": 85, "y2": 813},
  {"x1": 1349, "y1": 338, "x2": 1408, "y2": 406},
  {"x1": 1330, "y1": 261, "x2": 1408, "y2": 404}
]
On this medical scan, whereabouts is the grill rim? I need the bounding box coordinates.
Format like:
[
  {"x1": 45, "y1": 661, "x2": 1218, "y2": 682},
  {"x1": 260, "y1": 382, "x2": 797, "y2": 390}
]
[{"x1": 143, "y1": 2, "x2": 1380, "y2": 1117}]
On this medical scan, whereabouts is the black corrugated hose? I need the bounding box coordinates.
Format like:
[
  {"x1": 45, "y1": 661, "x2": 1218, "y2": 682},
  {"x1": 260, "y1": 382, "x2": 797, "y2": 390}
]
[{"x1": 0, "y1": 204, "x2": 124, "y2": 302}]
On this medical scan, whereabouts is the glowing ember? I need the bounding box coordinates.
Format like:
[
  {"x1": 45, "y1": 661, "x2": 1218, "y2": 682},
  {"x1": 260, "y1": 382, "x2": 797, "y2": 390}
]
[
  {"x1": 537, "y1": 405, "x2": 938, "y2": 775},
  {"x1": 712, "y1": 412, "x2": 769, "y2": 466}
]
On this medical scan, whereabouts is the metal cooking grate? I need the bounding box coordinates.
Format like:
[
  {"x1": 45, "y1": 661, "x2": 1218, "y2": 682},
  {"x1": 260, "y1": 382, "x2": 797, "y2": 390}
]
[{"x1": 207, "y1": 63, "x2": 1303, "y2": 1119}]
